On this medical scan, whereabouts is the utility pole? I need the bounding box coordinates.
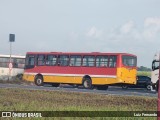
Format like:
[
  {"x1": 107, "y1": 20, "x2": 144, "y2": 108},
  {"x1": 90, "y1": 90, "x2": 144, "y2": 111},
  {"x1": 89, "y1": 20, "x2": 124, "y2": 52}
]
[
  {"x1": 9, "y1": 34, "x2": 15, "y2": 80},
  {"x1": 158, "y1": 52, "x2": 160, "y2": 120}
]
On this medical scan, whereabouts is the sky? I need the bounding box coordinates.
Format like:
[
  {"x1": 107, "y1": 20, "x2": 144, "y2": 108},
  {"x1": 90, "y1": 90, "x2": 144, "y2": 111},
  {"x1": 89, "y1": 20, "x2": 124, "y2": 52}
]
[{"x1": 0, "y1": 0, "x2": 160, "y2": 68}]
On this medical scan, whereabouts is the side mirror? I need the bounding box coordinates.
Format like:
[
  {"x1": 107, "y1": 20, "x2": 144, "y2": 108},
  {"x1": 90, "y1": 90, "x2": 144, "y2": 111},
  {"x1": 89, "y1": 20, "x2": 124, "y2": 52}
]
[{"x1": 152, "y1": 61, "x2": 155, "y2": 71}]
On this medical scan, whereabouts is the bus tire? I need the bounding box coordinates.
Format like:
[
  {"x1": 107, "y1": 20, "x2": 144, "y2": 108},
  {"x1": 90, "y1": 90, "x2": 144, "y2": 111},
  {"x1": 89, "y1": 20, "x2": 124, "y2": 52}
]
[
  {"x1": 122, "y1": 85, "x2": 128, "y2": 89},
  {"x1": 152, "y1": 84, "x2": 156, "y2": 90},
  {"x1": 16, "y1": 74, "x2": 23, "y2": 80},
  {"x1": 35, "y1": 75, "x2": 43, "y2": 86},
  {"x1": 52, "y1": 83, "x2": 60, "y2": 87},
  {"x1": 97, "y1": 85, "x2": 108, "y2": 90},
  {"x1": 146, "y1": 84, "x2": 151, "y2": 90},
  {"x1": 82, "y1": 78, "x2": 92, "y2": 89}
]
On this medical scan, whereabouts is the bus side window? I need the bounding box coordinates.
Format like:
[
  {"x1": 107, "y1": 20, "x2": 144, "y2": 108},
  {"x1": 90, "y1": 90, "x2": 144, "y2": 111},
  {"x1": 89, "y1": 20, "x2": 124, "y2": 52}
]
[
  {"x1": 25, "y1": 55, "x2": 35, "y2": 69},
  {"x1": 37, "y1": 55, "x2": 45, "y2": 66},
  {"x1": 16, "y1": 58, "x2": 25, "y2": 68},
  {"x1": 46, "y1": 55, "x2": 57, "y2": 66},
  {"x1": 13, "y1": 58, "x2": 18, "y2": 68},
  {"x1": 0, "y1": 57, "x2": 9, "y2": 68},
  {"x1": 59, "y1": 55, "x2": 69, "y2": 66},
  {"x1": 82, "y1": 56, "x2": 95, "y2": 67},
  {"x1": 70, "y1": 55, "x2": 82, "y2": 66},
  {"x1": 96, "y1": 56, "x2": 108, "y2": 67},
  {"x1": 109, "y1": 56, "x2": 117, "y2": 68}
]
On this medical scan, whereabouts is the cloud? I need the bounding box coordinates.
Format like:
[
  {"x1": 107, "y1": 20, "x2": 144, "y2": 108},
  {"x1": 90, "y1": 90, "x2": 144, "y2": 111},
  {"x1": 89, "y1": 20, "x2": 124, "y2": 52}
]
[
  {"x1": 83, "y1": 18, "x2": 160, "y2": 45},
  {"x1": 86, "y1": 26, "x2": 103, "y2": 38},
  {"x1": 120, "y1": 20, "x2": 135, "y2": 34},
  {"x1": 107, "y1": 18, "x2": 160, "y2": 43},
  {"x1": 143, "y1": 17, "x2": 160, "y2": 39},
  {"x1": 67, "y1": 18, "x2": 160, "y2": 67},
  {"x1": 69, "y1": 31, "x2": 79, "y2": 41},
  {"x1": 144, "y1": 17, "x2": 160, "y2": 27}
]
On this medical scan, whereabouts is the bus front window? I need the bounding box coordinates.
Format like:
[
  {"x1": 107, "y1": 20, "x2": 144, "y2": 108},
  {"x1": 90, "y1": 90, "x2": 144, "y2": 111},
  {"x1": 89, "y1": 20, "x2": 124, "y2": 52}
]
[
  {"x1": 25, "y1": 55, "x2": 35, "y2": 69},
  {"x1": 152, "y1": 60, "x2": 159, "y2": 71},
  {"x1": 122, "y1": 56, "x2": 137, "y2": 67}
]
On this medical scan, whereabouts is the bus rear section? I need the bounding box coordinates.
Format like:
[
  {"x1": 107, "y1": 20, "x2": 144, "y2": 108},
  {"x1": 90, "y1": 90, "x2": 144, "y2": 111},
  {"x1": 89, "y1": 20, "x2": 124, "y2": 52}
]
[
  {"x1": 0, "y1": 55, "x2": 25, "y2": 80},
  {"x1": 116, "y1": 55, "x2": 137, "y2": 86},
  {"x1": 23, "y1": 52, "x2": 137, "y2": 90}
]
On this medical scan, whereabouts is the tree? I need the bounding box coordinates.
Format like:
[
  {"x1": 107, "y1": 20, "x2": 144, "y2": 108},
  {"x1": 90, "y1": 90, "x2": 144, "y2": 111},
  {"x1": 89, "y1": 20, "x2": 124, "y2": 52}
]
[{"x1": 138, "y1": 66, "x2": 151, "y2": 71}]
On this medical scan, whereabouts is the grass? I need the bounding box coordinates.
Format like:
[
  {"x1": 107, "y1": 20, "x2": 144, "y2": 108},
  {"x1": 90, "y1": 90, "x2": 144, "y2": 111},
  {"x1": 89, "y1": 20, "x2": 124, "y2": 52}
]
[
  {"x1": 0, "y1": 88, "x2": 156, "y2": 111},
  {"x1": 137, "y1": 71, "x2": 151, "y2": 77},
  {"x1": 0, "y1": 78, "x2": 33, "y2": 85},
  {"x1": 0, "y1": 71, "x2": 156, "y2": 119},
  {"x1": 0, "y1": 88, "x2": 157, "y2": 120}
]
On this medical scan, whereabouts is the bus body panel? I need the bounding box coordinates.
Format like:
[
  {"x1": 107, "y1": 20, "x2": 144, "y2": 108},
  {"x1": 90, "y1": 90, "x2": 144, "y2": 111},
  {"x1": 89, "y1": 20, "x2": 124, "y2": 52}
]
[
  {"x1": 23, "y1": 52, "x2": 137, "y2": 86},
  {"x1": 23, "y1": 74, "x2": 35, "y2": 82},
  {"x1": 23, "y1": 66, "x2": 117, "y2": 85},
  {"x1": 117, "y1": 67, "x2": 137, "y2": 84},
  {"x1": 151, "y1": 53, "x2": 160, "y2": 90},
  {"x1": 0, "y1": 55, "x2": 25, "y2": 80},
  {"x1": 23, "y1": 73, "x2": 117, "y2": 85},
  {"x1": 0, "y1": 67, "x2": 24, "y2": 76},
  {"x1": 23, "y1": 71, "x2": 136, "y2": 85},
  {"x1": 151, "y1": 70, "x2": 159, "y2": 84}
]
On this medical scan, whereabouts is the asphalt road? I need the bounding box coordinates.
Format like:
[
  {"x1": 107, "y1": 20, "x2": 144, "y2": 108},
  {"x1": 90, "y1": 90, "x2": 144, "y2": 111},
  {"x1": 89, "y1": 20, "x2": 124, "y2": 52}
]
[{"x1": 0, "y1": 83, "x2": 157, "y2": 97}]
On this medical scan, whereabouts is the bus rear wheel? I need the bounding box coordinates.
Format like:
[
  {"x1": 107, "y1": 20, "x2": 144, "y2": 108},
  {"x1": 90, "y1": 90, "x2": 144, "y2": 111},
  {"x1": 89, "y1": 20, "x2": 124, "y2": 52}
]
[
  {"x1": 122, "y1": 85, "x2": 128, "y2": 89},
  {"x1": 83, "y1": 78, "x2": 92, "y2": 89},
  {"x1": 35, "y1": 76, "x2": 43, "y2": 86}
]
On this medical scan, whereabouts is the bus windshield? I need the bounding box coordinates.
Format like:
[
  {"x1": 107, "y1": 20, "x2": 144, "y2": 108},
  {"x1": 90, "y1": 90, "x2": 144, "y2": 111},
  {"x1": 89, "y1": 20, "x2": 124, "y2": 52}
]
[
  {"x1": 152, "y1": 60, "x2": 159, "y2": 71},
  {"x1": 122, "y1": 56, "x2": 137, "y2": 67}
]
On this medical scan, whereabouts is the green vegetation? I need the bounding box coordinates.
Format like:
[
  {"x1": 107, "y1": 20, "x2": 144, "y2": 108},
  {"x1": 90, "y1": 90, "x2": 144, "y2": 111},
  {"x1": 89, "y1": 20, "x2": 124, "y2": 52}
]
[
  {"x1": 0, "y1": 79, "x2": 33, "y2": 85},
  {"x1": 0, "y1": 88, "x2": 156, "y2": 111},
  {"x1": 137, "y1": 66, "x2": 151, "y2": 71},
  {"x1": 0, "y1": 70, "x2": 155, "y2": 120},
  {"x1": 0, "y1": 88, "x2": 157, "y2": 120},
  {"x1": 137, "y1": 71, "x2": 151, "y2": 77},
  {"x1": 137, "y1": 66, "x2": 151, "y2": 77}
]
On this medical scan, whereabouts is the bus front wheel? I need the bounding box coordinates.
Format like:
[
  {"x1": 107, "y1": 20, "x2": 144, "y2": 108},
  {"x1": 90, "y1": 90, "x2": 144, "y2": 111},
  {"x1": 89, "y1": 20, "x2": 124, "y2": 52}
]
[
  {"x1": 35, "y1": 76, "x2": 43, "y2": 86},
  {"x1": 82, "y1": 78, "x2": 92, "y2": 89}
]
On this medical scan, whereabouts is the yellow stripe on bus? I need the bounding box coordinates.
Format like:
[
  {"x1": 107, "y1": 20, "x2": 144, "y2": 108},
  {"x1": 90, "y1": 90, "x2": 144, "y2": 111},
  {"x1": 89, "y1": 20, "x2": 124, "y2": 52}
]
[{"x1": 23, "y1": 74, "x2": 136, "y2": 85}]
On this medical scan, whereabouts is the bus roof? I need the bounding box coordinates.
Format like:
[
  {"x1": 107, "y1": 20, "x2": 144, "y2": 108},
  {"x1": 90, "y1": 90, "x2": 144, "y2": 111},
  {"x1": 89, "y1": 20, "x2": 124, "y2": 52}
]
[
  {"x1": 26, "y1": 52, "x2": 136, "y2": 57},
  {"x1": 0, "y1": 54, "x2": 25, "y2": 58}
]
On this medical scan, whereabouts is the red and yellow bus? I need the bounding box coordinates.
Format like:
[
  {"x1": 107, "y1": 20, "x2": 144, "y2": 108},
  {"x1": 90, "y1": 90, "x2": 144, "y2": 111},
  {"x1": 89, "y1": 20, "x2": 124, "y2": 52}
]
[{"x1": 23, "y1": 52, "x2": 137, "y2": 90}]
